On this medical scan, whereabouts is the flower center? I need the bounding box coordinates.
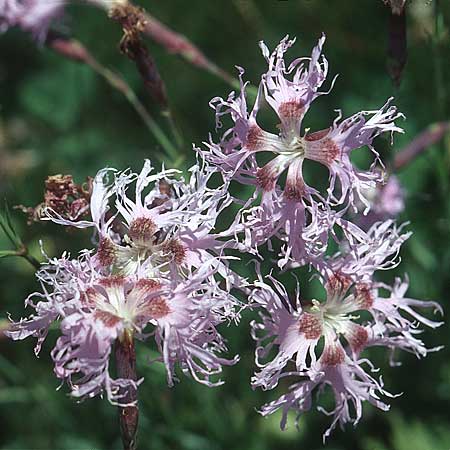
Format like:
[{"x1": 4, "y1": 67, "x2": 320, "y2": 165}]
[
  {"x1": 289, "y1": 136, "x2": 306, "y2": 157},
  {"x1": 128, "y1": 217, "x2": 157, "y2": 245},
  {"x1": 143, "y1": 296, "x2": 171, "y2": 319},
  {"x1": 303, "y1": 298, "x2": 359, "y2": 340}
]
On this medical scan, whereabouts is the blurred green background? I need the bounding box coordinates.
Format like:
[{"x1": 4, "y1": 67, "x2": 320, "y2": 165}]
[{"x1": 1, "y1": 0, "x2": 450, "y2": 449}]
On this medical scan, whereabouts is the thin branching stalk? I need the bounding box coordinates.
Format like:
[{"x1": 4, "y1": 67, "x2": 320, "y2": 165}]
[
  {"x1": 393, "y1": 122, "x2": 450, "y2": 171},
  {"x1": 15, "y1": 245, "x2": 41, "y2": 270},
  {"x1": 95, "y1": 0, "x2": 257, "y2": 98},
  {"x1": 0, "y1": 206, "x2": 41, "y2": 270},
  {"x1": 109, "y1": 5, "x2": 184, "y2": 164},
  {"x1": 45, "y1": 33, "x2": 178, "y2": 160}
]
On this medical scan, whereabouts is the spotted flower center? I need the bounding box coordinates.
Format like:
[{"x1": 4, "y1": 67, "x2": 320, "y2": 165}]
[
  {"x1": 84, "y1": 277, "x2": 168, "y2": 330},
  {"x1": 306, "y1": 298, "x2": 355, "y2": 335},
  {"x1": 251, "y1": 119, "x2": 337, "y2": 195},
  {"x1": 105, "y1": 214, "x2": 187, "y2": 277},
  {"x1": 298, "y1": 283, "x2": 371, "y2": 363},
  {"x1": 128, "y1": 217, "x2": 157, "y2": 244}
]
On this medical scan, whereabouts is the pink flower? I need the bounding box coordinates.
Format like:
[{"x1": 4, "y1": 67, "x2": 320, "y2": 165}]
[
  {"x1": 239, "y1": 189, "x2": 340, "y2": 267},
  {"x1": 208, "y1": 35, "x2": 404, "y2": 206},
  {"x1": 148, "y1": 261, "x2": 240, "y2": 386},
  {"x1": 251, "y1": 221, "x2": 442, "y2": 437},
  {"x1": 7, "y1": 159, "x2": 243, "y2": 404},
  {"x1": 47, "y1": 160, "x2": 241, "y2": 283},
  {"x1": 204, "y1": 66, "x2": 261, "y2": 183},
  {"x1": 7, "y1": 254, "x2": 146, "y2": 404},
  {"x1": 203, "y1": 35, "x2": 404, "y2": 266},
  {"x1": 376, "y1": 176, "x2": 405, "y2": 216},
  {"x1": 0, "y1": 0, "x2": 65, "y2": 42},
  {"x1": 356, "y1": 175, "x2": 405, "y2": 230},
  {"x1": 7, "y1": 249, "x2": 240, "y2": 403},
  {"x1": 259, "y1": 357, "x2": 392, "y2": 442},
  {"x1": 4, "y1": 26, "x2": 441, "y2": 441},
  {"x1": 0, "y1": 0, "x2": 21, "y2": 32}
]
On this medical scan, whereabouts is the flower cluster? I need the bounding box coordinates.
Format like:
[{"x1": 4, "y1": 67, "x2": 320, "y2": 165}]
[
  {"x1": 7, "y1": 34, "x2": 442, "y2": 440},
  {"x1": 8, "y1": 160, "x2": 242, "y2": 403},
  {"x1": 202, "y1": 35, "x2": 442, "y2": 438}
]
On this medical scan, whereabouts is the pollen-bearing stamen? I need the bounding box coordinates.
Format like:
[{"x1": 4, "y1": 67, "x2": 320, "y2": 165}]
[
  {"x1": 97, "y1": 237, "x2": 117, "y2": 266},
  {"x1": 161, "y1": 238, "x2": 186, "y2": 265},
  {"x1": 128, "y1": 217, "x2": 158, "y2": 244}
]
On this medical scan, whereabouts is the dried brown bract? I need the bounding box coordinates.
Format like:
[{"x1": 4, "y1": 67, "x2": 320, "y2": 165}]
[
  {"x1": 16, "y1": 174, "x2": 92, "y2": 225},
  {"x1": 110, "y1": 3, "x2": 168, "y2": 108}
]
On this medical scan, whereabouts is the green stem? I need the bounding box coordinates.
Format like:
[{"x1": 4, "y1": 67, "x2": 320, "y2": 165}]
[
  {"x1": 46, "y1": 34, "x2": 178, "y2": 163},
  {"x1": 433, "y1": 0, "x2": 445, "y2": 119},
  {"x1": 162, "y1": 108, "x2": 183, "y2": 149},
  {"x1": 87, "y1": 59, "x2": 178, "y2": 159},
  {"x1": 22, "y1": 253, "x2": 41, "y2": 270}
]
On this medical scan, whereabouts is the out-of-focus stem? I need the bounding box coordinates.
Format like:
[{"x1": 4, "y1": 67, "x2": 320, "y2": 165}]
[
  {"x1": 431, "y1": 0, "x2": 450, "y2": 198},
  {"x1": 45, "y1": 33, "x2": 178, "y2": 158},
  {"x1": 115, "y1": 330, "x2": 138, "y2": 450},
  {"x1": 138, "y1": 8, "x2": 258, "y2": 97},
  {"x1": 97, "y1": 0, "x2": 257, "y2": 98},
  {"x1": 138, "y1": 10, "x2": 233, "y2": 85},
  {"x1": 393, "y1": 122, "x2": 450, "y2": 171},
  {"x1": 387, "y1": 5, "x2": 407, "y2": 87},
  {"x1": 432, "y1": 0, "x2": 446, "y2": 119},
  {"x1": 109, "y1": 4, "x2": 184, "y2": 162}
]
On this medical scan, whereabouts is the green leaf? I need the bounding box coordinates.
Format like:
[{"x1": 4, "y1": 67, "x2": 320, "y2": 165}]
[{"x1": 20, "y1": 62, "x2": 96, "y2": 130}]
